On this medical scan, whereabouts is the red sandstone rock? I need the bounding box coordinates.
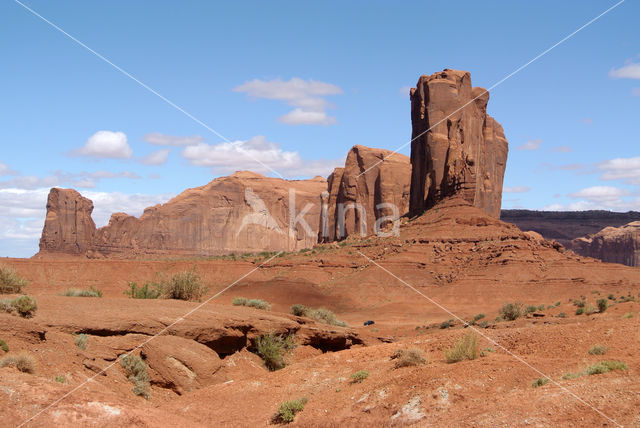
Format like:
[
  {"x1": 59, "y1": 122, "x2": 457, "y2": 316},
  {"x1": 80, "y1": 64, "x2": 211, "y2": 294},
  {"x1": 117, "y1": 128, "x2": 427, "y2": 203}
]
[
  {"x1": 321, "y1": 145, "x2": 411, "y2": 241},
  {"x1": 409, "y1": 69, "x2": 508, "y2": 218},
  {"x1": 567, "y1": 221, "x2": 640, "y2": 267},
  {"x1": 38, "y1": 172, "x2": 326, "y2": 258}
]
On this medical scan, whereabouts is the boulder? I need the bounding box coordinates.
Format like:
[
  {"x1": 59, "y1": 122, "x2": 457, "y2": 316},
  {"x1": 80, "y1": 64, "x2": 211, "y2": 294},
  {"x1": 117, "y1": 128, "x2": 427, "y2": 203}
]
[{"x1": 409, "y1": 69, "x2": 508, "y2": 218}]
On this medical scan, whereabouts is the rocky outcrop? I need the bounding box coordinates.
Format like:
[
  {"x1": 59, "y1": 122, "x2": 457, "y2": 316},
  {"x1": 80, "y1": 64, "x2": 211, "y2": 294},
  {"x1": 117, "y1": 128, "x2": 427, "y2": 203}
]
[
  {"x1": 38, "y1": 172, "x2": 326, "y2": 258},
  {"x1": 39, "y1": 188, "x2": 96, "y2": 255},
  {"x1": 409, "y1": 69, "x2": 508, "y2": 218},
  {"x1": 567, "y1": 222, "x2": 640, "y2": 267},
  {"x1": 320, "y1": 145, "x2": 411, "y2": 241}
]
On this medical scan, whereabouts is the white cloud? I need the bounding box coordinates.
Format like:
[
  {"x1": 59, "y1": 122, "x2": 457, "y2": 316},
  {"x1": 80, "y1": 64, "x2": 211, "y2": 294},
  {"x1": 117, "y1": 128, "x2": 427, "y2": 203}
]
[
  {"x1": 0, "y1": 170, "x2": 142, "y2": 190},
  {"x1": 609, "y1": 62, "x2": 640, "y2": 79},
  {"x1": 0, "y1": 161, "x2": 17, "y2": 176},
  {"x1": 181, "y1": 135, "x2": 342, "y2": 178},
  {"x1": 277, "y1": 109, "x2": 336, "y2": 126},
  {"x1": 568, "y1": 186, "x2": 630, "y2": 203},
  {"x1": 74, "y1": 131, "x2": 132, "y2": 159},
  {"x1": 516, "y1": 139, "x2": 542, "y2": 151},
  {"x1": 503, "y1": 186, "x2": 531, "y2": 193},
  {"x1": 598, "y1": 156, "x2": 640, "y2": 185},
  {"x1": 0, "y1": 187, "x2": 173, "y2": 257},
  {"x1": 143, "y1": 133, "x2": 204, "y2": 147},
  {"x1": 552, "y1": 146, "x2": 572, "y2": 153},
  {"x1": 140, "y1": 149, "x2": 170, "y2": 165},
  {"x1": 234, "y1": 77, "x2": 342, "y2": 125}
]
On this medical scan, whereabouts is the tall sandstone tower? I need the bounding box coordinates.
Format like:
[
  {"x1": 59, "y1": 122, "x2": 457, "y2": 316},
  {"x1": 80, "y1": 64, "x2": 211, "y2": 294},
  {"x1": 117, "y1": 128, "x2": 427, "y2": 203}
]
[{"x1": 409, "y1": 69, "x2": 508, "y2": 218}]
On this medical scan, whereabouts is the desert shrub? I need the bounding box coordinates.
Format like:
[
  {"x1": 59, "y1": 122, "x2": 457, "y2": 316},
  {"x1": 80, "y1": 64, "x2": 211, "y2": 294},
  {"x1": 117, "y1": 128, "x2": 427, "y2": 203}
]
[
  {"x1": 124, "y1": 282, "x2": 161, "y2": 299},
  {"x1": 61, "y1": 286, "x2": 103, "y2": 298},
  {"x1": 597, "y1": 298, "x2": 608, "y2": 313},
  {"x1": 574, "y1": 300, "x2": 586, "y2": 308},
  {"x1": 444, "y1": 331, "x2": 478, "y2": 363},
  {"x1": 0, "y1": 352, "x2": 36, "y2": 373},
  {"x1": 478, "y1": 320, "x2": 489, "y2": 328},
  {"x1": 531, "y1": 377, "x2": 549, "y2": 388},
  {"x1": 54, "y1": 375, "x2": 66, "y2": 383},
  {"x1": 290, "y1": 304, "x2": 308, "y2": 317},
  {"x1": 232, "y1": 297, "x2": 248, "y2": 306},
  {"x1": 585, "y1": 360, "x2": 627, "y2": 375},
  {"x1": 439, "y1": 320, "x2": 453, "y2": 329},
  {"x1": 499, "y1": 302, "x2": 523, "y2": 321},
  {"x1": 480, "y1": 347, "x2": 496, "y2": 357},
  {"x1": 608, "y1": 294, "x2": 616, "y2": 300},
  {"x1": 120, "y1": 354, "x2": 150, "y2": 398},
  {"x1": 0, "y1": 298, "x2": 14, "y2": 314},
  {"x1": 350, "y1": 370, "x2": 369, "y2": 383},
  {"x1": 575, "y1": 307, "x2": 584, "y2": 315},
  {"x1": 74, "y1": 333, "x2": 88, "y2": 350},
  {"x1": 393, "y1": 348, "x2": 426, "y2": 369},
  {"x1": 588, "y1": 345, "x2": 608, "y2": 355},
  {"x1": 233, "y1": 297, "x2": 271, "y2": 310},
  {"x1": 555, "y1": 301, "x2": 561, "y2": 307},
  {"x1": 11, "y1": 295, "x2": 37, "y2": 318},
  {"x1": 584, "y1": 304, "x2": 597, "y2": 315},
  {"x1": 557, "y1": 312, "x2": 566, "y2": 318},
  {"x1": 0, "y1": 339, "x2": 8, "y2": 352},
  {"x1": 472, "y1": 314, "x2": 485, "y2": 322},
  {"x1": 160, "y1": 270, "x2": 207, "y2": 301},
  {"x1": 445, "y1": 331, "x2": 479, "y2": 363},
  {"x1": 526, "y1": 305, "x2": 537, "y2": 313},
  {"x1": 622, "y1": 312, "x2": 634, "y2": 319},
  {"x1": 537, "y1": 304, "x2": 546, "y2": 311},
  {"x1": 255, "y1": 333, "x2": 295, "y2": 371},
  {"x1": 0, "y1": 265, "x2": 27, "y2": 294},
  {"x1": 291, "y1": 305, "x2": 347, "y2": 327},
  {"x1": 274, "y1": 397, "x2": 308, "y2": 424}
]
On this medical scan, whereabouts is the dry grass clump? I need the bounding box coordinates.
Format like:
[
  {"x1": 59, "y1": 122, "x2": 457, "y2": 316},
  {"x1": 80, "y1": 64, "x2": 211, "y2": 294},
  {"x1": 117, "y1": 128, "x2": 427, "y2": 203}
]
[
  {"x1": 392, "y1": 348, "x2": 426, "y2": 368},
  {"x1": 254, "y1": 333, "x2": 296, "y2": 371},
  {"x1": 0, "y1": 352, "x2": 36, "y2": 373},
  {"x1": 233, "y1": 297, "x2": 271, "y2": 310},
  {"x1": 0, "y1": 295, "x2": 38, "y2": 318},
  {"x1": 0, "y1": 265, "x2": 28, "y2": 294},
  {"x1": 445, "y1": 331, "x2": 479, "y2": 363},
  {"x1": 61, "y1": 286, "x2": 103, "y2": 298},
  {"x1": 350, "y1": 370, "x2": 369, "y2": 383},
  {"x1": 290, "y1": 304, "x2": 347, "y2": 327},
  {"x1": 159, "y1": 270, "x2": 207, "y2": 301},
  {"x1": 273, "y1": 397, "x2": 308, "y2": 424},
  {"x1": 120, "y1": 354, "x2": 150, "y2": 398},
  {"x1": 499, "y1": 302, "x2": 523, "y2": 321}
]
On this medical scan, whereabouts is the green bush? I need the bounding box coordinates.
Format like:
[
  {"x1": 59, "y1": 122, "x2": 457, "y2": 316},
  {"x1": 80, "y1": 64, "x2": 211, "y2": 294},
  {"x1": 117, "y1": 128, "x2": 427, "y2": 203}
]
[
  {"x1": 232, "y1": 297, "x2": 249, "y2": 306},
  {"x1": 392, "y1": 348, "x2": 426, "y2": 368},
  {"x1": 0, "y1": 352, "x2": 36, "y2": 373},
  {"x1": 124, "y1": 282, "x2": 161, "y2": 299},
  {"x1": 274, "y1": 398, "x2": 308, "y2": 423},
  {"x1": 478, "y1": 320, "x2": 489, "y2": 328},
  {"x1": 290, "y1": 304, "x2": 347, "y2": 327},
  {"x1": 608, "y1": 294, "x2": 616, "y2": 301},
  {"x1": 54, "y1": 375, "x2": 66, "y2": 383},
  {"x1": 61, "y1": 286, "x2": 103, "y2": 298},
  {"x1": 160, "y1": 270, "x2": 207, "y2": 301},
  {"x1": 575, "y1": 307, "x2": 584, "y2": 315},
  {"x1": 11, "y1": 295, "x2": 38, "y2": 318},
  {"x1": 557, "y1": 312, "x2": 566, "y2": 318},
  {"x1": 439, "y1": 320, "x2": 453, "y2": 329},
  {"x1": 74, "y1": 333, "x2": 88, "y2": 350},
  {"x1": 350, "y1": 370, "x2": 369, "y2": 383},
  {"x1": 499, "y1": 302, "x2": 523, "y2": 321},
  {"x1": 120, "y1": 354, "x2": 150, "y2": 398},
  {"x1": 290, "y1": 304, "x2": 308, "y2": 317},
  {"x1": 233, "y1": 297, "x2": 270, "y2": 310},
  {"x1": 255, "y1": 333, "x2": 295, "y2": 371},
  {"x1": 0, "y1": 265, "x2": 28, "y2": 294},
  {"x1": 445, "y1": 332, "x2": 478, "y2": 363},
  {"x1": 585, "y1": 360, "x2": 627, "y2": 375},
  {"x1": 588, "y1": 345, "x2": 608, "y2": 355},
  {"x1": 531, "y1": 377, "x2": 549, "y2": 388},
  {"x1": 596, "y1": 298, "x2": 608, "y2": 313},
  {"x1": 472, "y1": 313, "x2": 485, "y2": 322},
  {"x1": 0, "y1": 339, "x2": 8, "y2": 352}
]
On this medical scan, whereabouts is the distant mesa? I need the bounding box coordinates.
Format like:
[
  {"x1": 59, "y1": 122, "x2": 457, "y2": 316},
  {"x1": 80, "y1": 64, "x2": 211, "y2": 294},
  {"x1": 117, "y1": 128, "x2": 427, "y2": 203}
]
[
  {"x1": 566, "y1": 222, "x2": 640, "y2": 268},
  {"x1": 37, "y1": 69, "x2": 513, "y2": 259}
]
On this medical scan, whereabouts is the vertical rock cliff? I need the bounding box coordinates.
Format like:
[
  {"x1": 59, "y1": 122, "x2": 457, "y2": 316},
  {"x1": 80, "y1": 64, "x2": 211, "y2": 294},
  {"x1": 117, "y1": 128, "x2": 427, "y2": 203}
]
[
  {"x1": 409, "y1": 69, "x2": 508, "y2": 218},
  {"x1": 567, "y1": 222, "x2": 640, "y2": 267}
]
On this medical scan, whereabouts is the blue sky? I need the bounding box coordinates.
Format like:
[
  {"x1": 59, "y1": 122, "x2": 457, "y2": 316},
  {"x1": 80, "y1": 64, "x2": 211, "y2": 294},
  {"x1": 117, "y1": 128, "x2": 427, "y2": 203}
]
[{"x1": 1, "y1": 0, "x2": 639, "y2": 257}]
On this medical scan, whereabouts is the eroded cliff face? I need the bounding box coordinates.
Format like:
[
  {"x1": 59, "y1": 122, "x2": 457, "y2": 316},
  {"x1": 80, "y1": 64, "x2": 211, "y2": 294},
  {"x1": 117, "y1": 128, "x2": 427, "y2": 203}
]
[
  {"x1": 567, "y1": 222, "x2": 640, "y2": 267},
  {"x1": 409, "y1": 69, "x2": 508, "y2": 218},
  {"x1": 39, "y1": 188, "x2": 96, "y2": 255},
  {"x1": 38, "y1": 172, "x2": 326, "y2": 258},
  {"x1": 321, "y1": 145, "x2": 411, "y2": 241}
]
